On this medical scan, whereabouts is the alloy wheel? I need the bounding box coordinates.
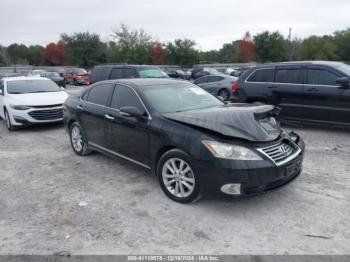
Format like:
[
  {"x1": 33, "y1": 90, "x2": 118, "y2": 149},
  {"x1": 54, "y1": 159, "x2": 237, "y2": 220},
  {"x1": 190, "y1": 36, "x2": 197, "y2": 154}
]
[
  {"x1": 162, "y1": 158, "x2": 195, "y2": 198},
  {"x1": 71, "y1": 126, "x2": 83, "y2": 152},
  {"x1": 219, "y1": 89, "x2": 229, "y2": 101}
]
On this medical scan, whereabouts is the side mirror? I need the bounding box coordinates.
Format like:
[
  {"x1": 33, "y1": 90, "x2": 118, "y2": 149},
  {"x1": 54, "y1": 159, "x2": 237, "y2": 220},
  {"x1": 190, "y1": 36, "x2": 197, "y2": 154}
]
[
  {"x1": 336, "y1": 77, "x2": 350, "y2": 89},
  {"x1": 120, "y1": 106, "x2": 144, "y2": 119}
]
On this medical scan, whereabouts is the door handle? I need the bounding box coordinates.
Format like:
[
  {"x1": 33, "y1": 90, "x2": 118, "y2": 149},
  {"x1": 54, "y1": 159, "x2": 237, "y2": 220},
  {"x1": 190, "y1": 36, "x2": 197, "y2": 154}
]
[
  {"x1": 105, "y1": 114, "x2": 115, "y2": 120},
  {"x1": 76, "y1": 105, "x2": 83, "y2": 110}
]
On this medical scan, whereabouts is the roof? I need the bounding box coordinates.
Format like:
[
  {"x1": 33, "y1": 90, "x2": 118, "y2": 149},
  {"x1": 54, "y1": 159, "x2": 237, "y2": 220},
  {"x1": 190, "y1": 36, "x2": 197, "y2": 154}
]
[
  {"x1": 106, "y1": 78, "x2": 189, "y2": 88},
  {"x1": 256, "y1": 61, "x2": 345, "y2": 68},
  {"x1": 2, "y1": 76, "x2": 49, "y2": 82}
]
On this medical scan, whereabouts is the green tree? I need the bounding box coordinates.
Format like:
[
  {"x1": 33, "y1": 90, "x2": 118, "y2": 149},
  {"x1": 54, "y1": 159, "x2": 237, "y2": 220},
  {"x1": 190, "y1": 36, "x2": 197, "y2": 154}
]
[
  {"x1": 110, "y1": 24, "x2": 154, "y2": 64},
  {"x1": 199, "y1": 50, "x2": 220, "y2": 64},
  {"x1": 6, "y1": 43, "x2": 29, "y2": 64},
  {"x1": 27, "y1": 45, "x2": 44, "y2": 65},
  {"x1": 333, "y1": 28, "x2": 350, "y2": 62},
  {"x1": 166, "y1": 39, "x2": 199, "y2": 67},
  {"x1": 0, "y1": 46, "x2": 7, "y2": 66},
  {"x1": 299, "y1": 35, "x2": 338, "y2": 60},
  {"x1": 61, "y1": 32, "x2": 107, "y2": 68},
  {"x1": 254, "y1": 31, "x2": 288, "y2": 62}
]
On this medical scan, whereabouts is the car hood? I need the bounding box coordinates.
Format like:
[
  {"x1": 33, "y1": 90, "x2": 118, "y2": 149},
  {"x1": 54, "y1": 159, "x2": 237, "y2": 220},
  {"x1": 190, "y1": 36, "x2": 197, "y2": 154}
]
[
  {"x1": 162, "y1": 104, "x2": 282, "y2": 142},
  {"x1": 6, "y1": 91, "x2": 68, "y2": 106}
]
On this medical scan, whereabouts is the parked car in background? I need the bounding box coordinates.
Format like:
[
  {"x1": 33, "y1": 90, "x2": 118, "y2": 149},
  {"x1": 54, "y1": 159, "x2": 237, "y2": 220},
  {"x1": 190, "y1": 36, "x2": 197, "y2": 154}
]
[
  {"x1": 166, "y1": 69, "x2": 185, "y2": 79},
  {"x1": 64, "y1": 68, "x2": 90, "y2": 86},
  {"x1": 236, "y1": 61, "x2": 350, "y2": 126},
  {"x1": 63, "y1": 79, "x2": 304, "y2": 203},
  {"x1": 193, "y1": 74, "x2": 238, "y2": 101},
  {"x1": 225, "y1": 67, "x2": 239, "y2": 76},
  {"x1": 29, "y1": 70, "x2": 46, "y2": 77},
  {"x1": 89, "y1": 64, "x2": 168, "y2": 84},
  {"x1": 191, "y1": 67, "x2": 221, "y2": 80},
  {"x1": 0, "y1": 72, "x2": 24, "y2": 80},
  {"x1": 0, "y1": 76, "x2": 68, "y2": 130},
  {"x1": 40, "y1": 71, "x2": 66, "y2": 88},
  {"x1": 184, "y1": 69, "x2": 193, "y2": 80},
  {"x1": 47, "y1": 67, "x2": 66, "y2": 77}
]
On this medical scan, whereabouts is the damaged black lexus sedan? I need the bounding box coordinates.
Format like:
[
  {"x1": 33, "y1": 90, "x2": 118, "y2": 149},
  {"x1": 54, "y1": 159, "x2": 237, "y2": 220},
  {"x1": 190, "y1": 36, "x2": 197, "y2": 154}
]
[{"x1": 63, "y1": 79, "x2": 304, "y2": 203}]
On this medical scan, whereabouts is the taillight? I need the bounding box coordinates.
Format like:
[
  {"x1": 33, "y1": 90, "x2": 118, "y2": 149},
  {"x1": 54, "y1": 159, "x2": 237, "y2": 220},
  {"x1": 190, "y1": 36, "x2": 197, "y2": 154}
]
[{"x1": 231, "y1": 82, "x2": 239, "y2": 91}]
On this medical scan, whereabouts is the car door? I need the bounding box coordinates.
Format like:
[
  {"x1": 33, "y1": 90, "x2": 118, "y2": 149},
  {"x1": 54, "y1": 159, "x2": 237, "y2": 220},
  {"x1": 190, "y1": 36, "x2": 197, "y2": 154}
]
[
  {"x1": 78, "y1": 83, "x2": 115, "y2": 147},
  {"x1": 0, "y1": 80, "x2": 5, "y2": 118},
  {"x1": 272, "y1": 66, "x2": 305, "y2": 119},
  {"x1": 193, "y1": 76, "x2": 209, "y2": 89},
  {"x1": 303, "y1": 66, "x2": 344, "y2": 123},
  {"x1": 203, "y1": 76, "x2": 226, "y2": 95},
  {"x1": 104, "y1": 84, "x2": 151, "y2": 167}
]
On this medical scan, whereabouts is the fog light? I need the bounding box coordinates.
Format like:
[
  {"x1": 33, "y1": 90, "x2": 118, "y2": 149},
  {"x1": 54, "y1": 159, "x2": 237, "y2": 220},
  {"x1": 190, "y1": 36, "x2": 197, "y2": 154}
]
[{"x1": 221, "y1": 183, "x2": 241, "y2": 195}]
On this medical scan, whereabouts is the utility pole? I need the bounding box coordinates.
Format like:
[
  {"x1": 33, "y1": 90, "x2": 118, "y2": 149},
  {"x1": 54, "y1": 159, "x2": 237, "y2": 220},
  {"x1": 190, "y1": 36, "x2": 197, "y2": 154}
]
[{"x1": 288, "y1": 27, "x2": 292, "y2": 61}]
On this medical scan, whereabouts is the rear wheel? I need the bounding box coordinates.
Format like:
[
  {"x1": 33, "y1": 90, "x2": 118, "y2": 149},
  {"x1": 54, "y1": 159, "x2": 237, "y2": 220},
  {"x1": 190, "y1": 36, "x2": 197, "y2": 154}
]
[
  {"x1": 69, "y1": 122, "x2": 91, "y2": 156},
  {"x1": 157, "y1": 149, "x2": 201, "y2": 203},
  {"x1": 218, "y1": 88, "x2": 230, "y2": 101}
]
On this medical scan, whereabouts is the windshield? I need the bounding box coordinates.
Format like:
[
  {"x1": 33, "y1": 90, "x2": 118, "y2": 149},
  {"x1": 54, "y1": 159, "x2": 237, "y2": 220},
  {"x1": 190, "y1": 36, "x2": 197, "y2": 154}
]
[
  {"x1": 141, "y1": 83, "x2": 224, "y2": 113},
  {"x1": 333, "y1": 62, "x2": 350, "y2": 76},
  {"x1": 7, "y1": 79, "x2": 61, "y2": 94},
  {"x1": 138, "y1": 68, "x2": 168, "y2": 78}
]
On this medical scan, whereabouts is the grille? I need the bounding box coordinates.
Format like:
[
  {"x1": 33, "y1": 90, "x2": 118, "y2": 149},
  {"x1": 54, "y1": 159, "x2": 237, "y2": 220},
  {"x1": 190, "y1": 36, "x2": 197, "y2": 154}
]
[
  {"x1": 28, "y1": 108, "x2": 63, "y2": 120},
  {"x1": 30, "y1": 104, "x2": 63, "y2": 109},
  {"x1": 257, "y1": 140, "x2": 300, "y2": 166}
]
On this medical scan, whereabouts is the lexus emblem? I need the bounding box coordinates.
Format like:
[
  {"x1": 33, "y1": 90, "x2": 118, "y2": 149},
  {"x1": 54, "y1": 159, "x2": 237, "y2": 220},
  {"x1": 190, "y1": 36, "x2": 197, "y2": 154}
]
[{"x1": 280, "y1": 144, "x2": 291, "y2": 156}]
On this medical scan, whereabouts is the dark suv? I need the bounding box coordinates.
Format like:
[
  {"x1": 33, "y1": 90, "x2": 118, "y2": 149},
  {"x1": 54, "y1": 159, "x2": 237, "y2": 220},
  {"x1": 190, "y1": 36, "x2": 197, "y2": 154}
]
[
  {"x1": 236, "y1": 61, "x2": 350, "y2": 126},
  {"x1": 90, "y1": 64, "x2": 168, "y2": 84}
]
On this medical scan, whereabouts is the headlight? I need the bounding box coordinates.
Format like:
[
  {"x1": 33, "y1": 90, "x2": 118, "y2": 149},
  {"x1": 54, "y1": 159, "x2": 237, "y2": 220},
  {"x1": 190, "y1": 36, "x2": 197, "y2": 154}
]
[
  {"x1": 10, "y1": 105, "x2": 31, "y2": 110},
  {"x1": 202, "y1": 140, "x2": 263, "y2": 160}
]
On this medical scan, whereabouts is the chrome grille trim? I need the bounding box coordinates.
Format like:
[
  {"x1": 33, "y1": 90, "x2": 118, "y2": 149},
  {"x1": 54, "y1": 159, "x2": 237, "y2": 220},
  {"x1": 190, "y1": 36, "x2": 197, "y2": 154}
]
[{"x1": 256, "y1": 139, "x2": 301, "y2": 166}]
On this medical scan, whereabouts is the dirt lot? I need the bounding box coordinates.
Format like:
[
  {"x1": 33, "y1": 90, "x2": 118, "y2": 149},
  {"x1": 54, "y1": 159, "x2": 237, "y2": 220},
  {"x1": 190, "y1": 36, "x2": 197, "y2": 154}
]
[{"x1": 0, "y1": 90, "x2": 349, "y2": 255}]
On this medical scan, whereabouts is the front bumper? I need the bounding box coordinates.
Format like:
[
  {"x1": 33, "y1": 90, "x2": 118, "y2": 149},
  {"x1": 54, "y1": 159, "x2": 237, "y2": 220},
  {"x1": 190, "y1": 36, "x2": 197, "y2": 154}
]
[
  {"x1": 9, "y1": 106, "x2": 64, "y2": 126},
  {"x1": 194, "y1": 135, "x2": 305, "y2": 196}
]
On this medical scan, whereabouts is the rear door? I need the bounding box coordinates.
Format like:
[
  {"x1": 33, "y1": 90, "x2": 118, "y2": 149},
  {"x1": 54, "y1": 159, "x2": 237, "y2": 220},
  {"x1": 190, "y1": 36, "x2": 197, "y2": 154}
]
[
  {"x1": 104, "y1": 84, "x2": 151, "y2": 167},
  {"x1": 273, "y1": 66, "x2": 305, "y2": 119},
  {"x1": 79, "y1": 83, "x2": 115, "y2": 147},
  {"x1": 303, "y1": 66, "x2": 344, "y2": 123}
]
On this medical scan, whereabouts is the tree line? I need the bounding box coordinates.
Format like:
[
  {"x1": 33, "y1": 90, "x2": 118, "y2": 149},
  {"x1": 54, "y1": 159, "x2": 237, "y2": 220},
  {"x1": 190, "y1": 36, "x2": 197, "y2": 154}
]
[{"x1": 0, "y1": 24, "x2": 349, "y2": 68}]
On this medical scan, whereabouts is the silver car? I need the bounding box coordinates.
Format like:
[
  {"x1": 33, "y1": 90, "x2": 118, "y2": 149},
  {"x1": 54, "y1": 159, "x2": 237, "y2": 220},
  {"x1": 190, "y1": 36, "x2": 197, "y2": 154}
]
[{"x1": 193, "y1": 74, "x2": 238, "y2": 101}]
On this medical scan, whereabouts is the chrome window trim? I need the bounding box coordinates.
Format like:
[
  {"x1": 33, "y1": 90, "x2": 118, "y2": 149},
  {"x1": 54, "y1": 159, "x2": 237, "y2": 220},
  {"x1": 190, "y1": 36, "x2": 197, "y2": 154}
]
[{"x1": 88, "y1": 142, "x2": 151, "y2": 169}]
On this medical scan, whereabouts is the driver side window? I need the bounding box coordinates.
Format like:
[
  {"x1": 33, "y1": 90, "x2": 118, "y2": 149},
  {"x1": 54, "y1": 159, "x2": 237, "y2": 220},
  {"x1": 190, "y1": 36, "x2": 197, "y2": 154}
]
[{"x1": 110, "y1": 85, "x2": 145, "y2": 113}]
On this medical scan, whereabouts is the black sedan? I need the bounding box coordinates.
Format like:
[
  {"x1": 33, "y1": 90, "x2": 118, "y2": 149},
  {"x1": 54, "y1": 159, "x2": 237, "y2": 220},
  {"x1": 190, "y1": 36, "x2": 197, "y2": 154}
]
[
  {"x1": 41, "y1": 71, "x2": 66, "y2": 88},
  {"x1": 63, "y1": 79, "x2": 305, "y2": 203}
]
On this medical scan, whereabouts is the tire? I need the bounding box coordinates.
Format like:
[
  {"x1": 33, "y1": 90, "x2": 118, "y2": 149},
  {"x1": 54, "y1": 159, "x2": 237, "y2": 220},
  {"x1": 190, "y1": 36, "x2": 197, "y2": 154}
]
[
  {"x1": 157, "y1": 149, "x2": 201, "y2": 203},
  {"x1": 69, "y1": 122, "x2": 92, "y2": 156},
  {"x1": 4, "y1": 108, "x2": 16, "y2": 131},
  {"x1": 218, "y1": 88, "x2": 230, "y2": 101}
]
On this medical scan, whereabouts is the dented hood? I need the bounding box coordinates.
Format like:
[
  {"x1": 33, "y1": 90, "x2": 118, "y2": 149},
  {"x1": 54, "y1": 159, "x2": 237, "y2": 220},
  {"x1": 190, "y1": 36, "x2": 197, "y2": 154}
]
[{"x1": 162, "y1": 104, "x2": 282, "y2": 142}]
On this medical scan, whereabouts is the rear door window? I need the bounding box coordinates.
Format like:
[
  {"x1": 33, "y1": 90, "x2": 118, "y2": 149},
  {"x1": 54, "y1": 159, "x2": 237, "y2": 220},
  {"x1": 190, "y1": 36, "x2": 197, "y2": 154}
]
[
  {"x1": 247, "y1": 69, "x2": 274, "y2": 82},
  {"x1": 86, "y1": 83, "x2": 114, "y2": 106},
  {"x1": 275, "y1": 68, "x2": 302, "y2": 84},
  {"x1": 307, "y1": 69, "x2": 339, "y2": 86},
  {"x1": 109, "y1": 68, "x2": 124, "y2": 79},
  {"x1": 124, "y1": 68, "x2": 139, "y2": 78},
  {"x1": 194, "y1": 76, "x2": 209, "y2": 85}
]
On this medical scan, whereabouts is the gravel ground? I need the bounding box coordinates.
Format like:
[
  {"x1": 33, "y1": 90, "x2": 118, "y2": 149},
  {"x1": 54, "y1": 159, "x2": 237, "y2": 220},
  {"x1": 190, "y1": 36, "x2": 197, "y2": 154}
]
[{"x1": 0, "y1": 87, "x2": 349, "y2": 255}]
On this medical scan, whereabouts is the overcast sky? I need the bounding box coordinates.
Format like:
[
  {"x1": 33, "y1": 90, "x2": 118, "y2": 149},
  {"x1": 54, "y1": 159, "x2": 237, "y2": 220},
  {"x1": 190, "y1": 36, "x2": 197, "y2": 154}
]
[{"x1": 1, "y1": 0, "x2": 349, "y2": 51}]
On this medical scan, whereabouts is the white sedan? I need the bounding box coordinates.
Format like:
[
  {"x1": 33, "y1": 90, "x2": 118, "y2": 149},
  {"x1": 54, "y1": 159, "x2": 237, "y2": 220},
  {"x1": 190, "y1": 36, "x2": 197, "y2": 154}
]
[{"x1": 0, "y1": 76, "x2": 68, "y2": 130}]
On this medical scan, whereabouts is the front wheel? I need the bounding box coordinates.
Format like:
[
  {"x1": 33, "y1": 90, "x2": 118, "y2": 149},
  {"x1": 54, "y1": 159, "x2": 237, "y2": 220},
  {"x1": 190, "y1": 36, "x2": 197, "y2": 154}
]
[
  {"x1": 69, "y1": 122, "x2": 91, "y2": 156},
  {"x1": 4, "y1": 108, "x2": 15, "y2": 131},
  {"x1": 218, "y1": 88, "x2": 230, "y2": 101},
  {"x1": 157, "y1": 149, "x2": 201, "y2": 203}
]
